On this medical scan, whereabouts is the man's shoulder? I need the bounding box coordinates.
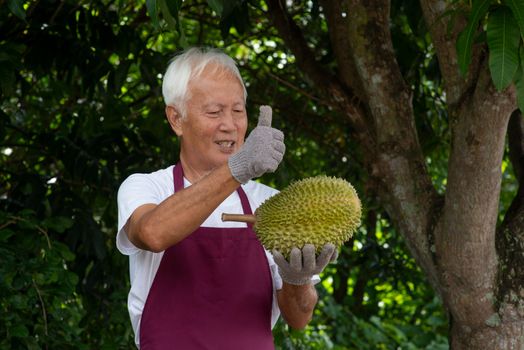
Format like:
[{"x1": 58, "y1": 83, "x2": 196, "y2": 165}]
[
  {"x1": 119, "y1": 165, "x2": 175, "y2": 192},
  {"x1": 125, "y1": 165, "x2": 174, "y2": 181}
]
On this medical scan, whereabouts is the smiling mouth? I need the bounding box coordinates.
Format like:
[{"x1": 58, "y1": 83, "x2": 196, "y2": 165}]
[{"x1": 216, "y1": 141, "x2": 235, "y2": 151}]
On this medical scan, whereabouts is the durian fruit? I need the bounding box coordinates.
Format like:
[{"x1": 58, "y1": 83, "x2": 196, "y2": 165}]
[{"x1": 222, "y1": 176, "x2": 361, "y2": 257}]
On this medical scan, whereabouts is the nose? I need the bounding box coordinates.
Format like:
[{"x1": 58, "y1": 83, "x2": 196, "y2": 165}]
[{"x1": 219, "y1": 111, "x2": 236, "y2": 131}]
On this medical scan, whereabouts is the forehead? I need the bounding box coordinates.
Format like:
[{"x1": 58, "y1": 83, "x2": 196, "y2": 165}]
[
  {"x1": 188, "y1": 65, "x2": 244, "y2": 98},
  {"x1": 194, "y1": 62, "x2": 237, "y2": 81}
]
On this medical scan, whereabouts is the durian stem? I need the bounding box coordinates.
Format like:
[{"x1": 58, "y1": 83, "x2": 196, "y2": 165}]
[{"x1": 221, "y1": 213, "x2": 257, "y2": 223}]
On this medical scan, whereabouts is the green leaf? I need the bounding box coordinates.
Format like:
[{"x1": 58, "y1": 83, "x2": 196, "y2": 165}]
[
  {"x1": 0, "y1": 65, "x2": 16, "y2": 95},
  {"x1": 456, "y1": 0, "x2": 492, "y2": 75},
  {"x1": 207, "y1": 0, "x2": 224, "y2": 16},
  {"x1": 207, "y1": 0, "x2": 240, "y2": 18},
  {"x1": 161, "y1": 0, "x2": 187, "y2": 43},
  {"x1": 113, "y1": 60, "x2": 131, "y2": 94},
  {"x1": 487, "y1": 6, "x2": 521, "y2": 90},
  {"x1": 10, "y1": 324, "x2": 29, "y2": 338},
  {"x1": 219, "y1": 1, "x2": 249, "y2": 37},
  {"x1": 7, "y1": 0, "x2": 26, "y2": 21},
  {"x1": 505, "y1": 0, "x2": 524, "y2": 38},
  {"x1": 164, "y1": 0, "x2": 183, "y2": 19},
  {"x1": 54, "y1": 242, "x2": 76, "y2": 261},
  {"x1": 146, "y1": 0, "x2": 159, "y2": 28},
  {"x1": 158, "y1": 0, "x2": 179, "y2": 31},
  {"x1": 42, "y1": 216, "x2": 74, "y2": 233},
  {"x1": 0, "y1": 229, "x2": 15, "y2": 242}
]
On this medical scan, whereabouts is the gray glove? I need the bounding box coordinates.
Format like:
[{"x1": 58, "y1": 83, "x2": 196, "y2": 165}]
[
  {"x1": 272, "y1": 243, "x2": 338, "y2": 286},
  {"x1": 228, "y1": 105, "x2": 285, "y2": 184}
]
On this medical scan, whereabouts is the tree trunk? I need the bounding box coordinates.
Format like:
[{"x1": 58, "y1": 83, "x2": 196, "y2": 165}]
[{"x1": 433, "y1": 64, "x2": 516, "y2": 348}]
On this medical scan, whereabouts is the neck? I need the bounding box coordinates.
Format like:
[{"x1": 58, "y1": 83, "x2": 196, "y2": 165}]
[{"x1": 179, "y1": 156, "x2": 212, "y2": 184}]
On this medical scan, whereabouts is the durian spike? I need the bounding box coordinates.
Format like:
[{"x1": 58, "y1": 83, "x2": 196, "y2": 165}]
[{"x1": 221, "y1": 213, "x2": 257, "y2": 224}]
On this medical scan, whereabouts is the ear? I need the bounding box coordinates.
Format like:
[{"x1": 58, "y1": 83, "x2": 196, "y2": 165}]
[{"x1": 166, "y1": 105, "x2": 183, "y2": 136}]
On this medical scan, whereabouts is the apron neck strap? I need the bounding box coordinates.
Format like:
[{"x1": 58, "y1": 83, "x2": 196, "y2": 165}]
[
  {"x1": 173, "y1": 161, "x2": 185, "y2": 192},
  {"x1": 173, "y1": 162, "x2": 253, "y2": 217}
]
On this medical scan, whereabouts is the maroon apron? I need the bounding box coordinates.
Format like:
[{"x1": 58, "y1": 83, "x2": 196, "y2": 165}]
[{"x1": 139, "y1": 163, "x2": 274, "y2": 349}]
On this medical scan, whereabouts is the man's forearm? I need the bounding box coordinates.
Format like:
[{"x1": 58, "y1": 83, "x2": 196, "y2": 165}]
[
  {"x1": 277, "y1": 282, "x2": 318, "y2": 330},
  {"x1": 126, "y1": 163, "x2": 241, "y2": 252}
]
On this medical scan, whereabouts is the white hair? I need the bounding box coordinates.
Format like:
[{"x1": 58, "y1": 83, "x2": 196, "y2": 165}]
[{"x1": 162, "y1": 47, "x2": 247, "y2": 118}]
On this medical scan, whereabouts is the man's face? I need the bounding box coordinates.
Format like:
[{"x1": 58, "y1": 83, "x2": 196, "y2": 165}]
[{"x1": 174, "y1": 66, "x2": 248, "y2": 175}]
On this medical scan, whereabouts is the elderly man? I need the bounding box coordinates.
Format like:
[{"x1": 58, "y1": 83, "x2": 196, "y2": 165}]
[{"x1": 117, "y1": 47, "x2": 337, "y2": 349}]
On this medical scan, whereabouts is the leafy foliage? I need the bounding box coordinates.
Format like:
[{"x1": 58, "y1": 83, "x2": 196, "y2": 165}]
[
  {"x1": 1, "y1": 1, "x2": 171, "y2": 347},
  {"x1": 456, "y1": 0, "x2": 491, "y2": 75},
  {"x1": 457, "y1": 0, "x2": 524, "y2": 104},
  {"x1": 0, "y1": 210, "x2": 85, "y2": 349}
]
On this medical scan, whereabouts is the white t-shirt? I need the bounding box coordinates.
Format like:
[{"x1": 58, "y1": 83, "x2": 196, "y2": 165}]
[{"x1": 116, "y1": 165, "x2": 283, "y2": 348}]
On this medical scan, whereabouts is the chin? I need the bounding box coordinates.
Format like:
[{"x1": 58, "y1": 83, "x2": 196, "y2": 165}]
[{"x1": 213, "y1": 156, "x2": 230, "y2": 167}]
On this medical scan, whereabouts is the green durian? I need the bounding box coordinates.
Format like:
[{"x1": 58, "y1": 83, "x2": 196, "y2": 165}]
[{"x1": 222, "y1": 176, "x2": 361, "y2": 257}]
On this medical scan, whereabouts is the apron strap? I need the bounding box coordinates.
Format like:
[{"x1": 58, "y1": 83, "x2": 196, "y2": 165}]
[
  {"x1": 236, "y1": 186, "x2": 253, "y2": 215},
  {"x1": 173, "y1": 162, "x2": 185, "y2": 192},
  {"x1": 173, "y1": 162, "x2": 254, "y2": 221}
]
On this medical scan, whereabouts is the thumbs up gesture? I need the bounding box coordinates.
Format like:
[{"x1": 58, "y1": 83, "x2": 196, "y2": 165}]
[{"x1": 228, "y1": 105, "x2": 286, "y2": 184}]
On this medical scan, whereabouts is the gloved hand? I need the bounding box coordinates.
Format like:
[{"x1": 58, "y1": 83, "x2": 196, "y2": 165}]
[
  {"x1": 228, "y1": 105, "x2": 285, "y2": 184},
  {"x1": 272, "y1": 243, "x2": 338, "y2": 286}
]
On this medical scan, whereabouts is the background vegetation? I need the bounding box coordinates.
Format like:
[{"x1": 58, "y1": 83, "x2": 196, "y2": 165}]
[{"x1": 2, "y1": 0, "x2": 520, "y2": 348}]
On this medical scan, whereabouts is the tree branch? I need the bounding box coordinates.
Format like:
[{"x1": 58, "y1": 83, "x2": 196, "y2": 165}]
[
  {"x1": 32, "y1": 278, "x2": 48, "y2": 338},
  {"x1": 419, "y1": 0, "x2": 485, "y2": 108},
  {"x1": 333, "y1": 0, "x2": 442, "y2": 289},
  {"x1": 319, "y1": 0, "x2": 366, "y2": 102},
  {"x1": 265, "y1": 0, "x2": 337, "y2": 90},
  {"x1": 496, "y1": 181, "x2": 524, "y2": 315},
  {"x1": 265, "y1": 0, "x2": 372, "y2": 146}
]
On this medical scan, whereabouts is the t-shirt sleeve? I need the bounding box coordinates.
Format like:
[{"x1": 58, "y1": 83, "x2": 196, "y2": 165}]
[
  {"x1": 265, "y1": 249, "x2": 282, "y2": 328},
  {"x1": 116, "y1": 173, "x2": 165, "y2": 256}
]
